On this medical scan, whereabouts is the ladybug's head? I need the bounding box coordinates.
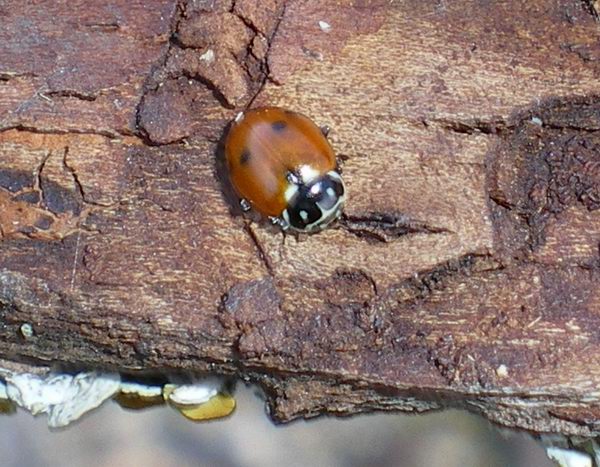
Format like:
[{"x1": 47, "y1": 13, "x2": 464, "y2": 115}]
[{"x1": 281, "y1": 170, "x2": 345, "y2": 233}]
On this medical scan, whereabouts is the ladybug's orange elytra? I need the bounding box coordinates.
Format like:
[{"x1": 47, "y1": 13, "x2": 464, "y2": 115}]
[{"x1": 224, "y1": 107, "x2": 345, "y2": 232}]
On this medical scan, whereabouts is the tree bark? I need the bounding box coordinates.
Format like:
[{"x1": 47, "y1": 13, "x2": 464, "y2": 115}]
[{"x1": 1, "y1": 0, "x2": 600, "y2": 436}]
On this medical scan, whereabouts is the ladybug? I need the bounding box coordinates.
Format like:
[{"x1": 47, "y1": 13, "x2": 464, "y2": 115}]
[{"x1": 224, "y1": 107, "x2": 346, "y2": 233}]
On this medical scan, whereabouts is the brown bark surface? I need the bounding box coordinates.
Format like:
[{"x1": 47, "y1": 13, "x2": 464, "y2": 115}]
[{"x1": 1, "y1": 0, "x2": 600, "y2": 435}]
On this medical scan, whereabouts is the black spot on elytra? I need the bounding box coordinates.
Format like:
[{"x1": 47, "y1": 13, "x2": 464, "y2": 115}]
[
  {"x1": 240, "y1": 149, "x2": 251, "y2": 165},
  {"x1": 271, "y1": 120, "x2": 287, "y2": 132}
]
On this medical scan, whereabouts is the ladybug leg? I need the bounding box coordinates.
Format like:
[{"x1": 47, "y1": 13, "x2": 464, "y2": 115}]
[
  {"x1": 270, "y1": 215, "x2": 290, "y2": 231},
  {"x1": 320, "y1": 125, "x2": 331, "y2": 138},
  {"x1": 240, "y1": 198, "x2": 251, "y2": 212},
  {"x1": 234, "y1": 111, "x2": 245, "y2": 123},
  {"x1": 286, "y1": 171, "x2": 300, "y2": 184}
]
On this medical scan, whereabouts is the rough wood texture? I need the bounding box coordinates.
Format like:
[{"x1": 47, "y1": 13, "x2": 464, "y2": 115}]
[{"x1": 1, "y1": 0, "x2": 600, "y2": 435}]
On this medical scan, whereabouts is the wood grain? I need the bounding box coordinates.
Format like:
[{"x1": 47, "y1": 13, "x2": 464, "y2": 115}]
[{"x1": 1, "y1": 0, "x2": 599, "y2": 435}]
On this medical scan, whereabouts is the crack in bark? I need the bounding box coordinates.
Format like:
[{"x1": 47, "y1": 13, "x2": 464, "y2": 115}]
[
  {"x1": 538, "y1": 122, "x2": 600, "y2": 133},
  {"x1": 425, "y1": 117, "x2": 512, "y2": 135},
  {"x1": 341, "y1": 213, "x2": 453, "y2": 243},
  {"x1": 140, "y1": 198, "x2": 176, "y2": 213},
  {"x1": 228, "y1": 0, "x2": 273, "y2": 90},
  {"x1": 393, "y1": 253, "x2": 500, "y2": 304},
  {"x1": 178, "y1": 69, "x2": 235, "y2": 109},
  {"x1": 0, "y1": 124, "x2": 123, "y2": 140},
  {"x1": 62, "y1": 146, "x2": 118, "y2": 208},
  {"x1": 242, "y1": 1, "x2": 287, "y2": 109},
  {"x1": 0, "y1": 72, "x2": 38, "y2": 82},
  {"x1": 580, "y1": 0, "x2": 600, "y2": 20},
  {"x1": 62, "y1": 147, "x2": 85, "y2": 203},
  {"x1": 561, "y1": 42, "x2": 600, "y2": 64},
  {"x1": 34, "y1": 151, "x2": 53, "y2": 207},
  {"x1": 135, "y1": 0, "x2": 287, "y2": 144},
  {"x1": 166, "y1": 25, "x2": 246, "y2": 110},
  {"x1": 69, "y1": 231, "x2": 82, "y2": 291},
  {"x1": 488, "y1": 193, "x2": 515, "y2": 210},
  {"x1": 0, "y1": 147, "x2": 115, "y2": 242},
  {"x1": 45, "y1": 90, "x2": 98, "y2": 102},
  {"x1": 243, "y1": 223, "x2": 274, "y2": 275},
  {"x1": 83, "y1": 22, "x2": 121, "y2": 32},
  {"x1": 134, "y1": 0, "x2": 188, "y2": 145}
]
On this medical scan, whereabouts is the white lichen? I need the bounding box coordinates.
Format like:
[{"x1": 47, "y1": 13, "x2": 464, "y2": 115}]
[
  {"x1": 546, "y1": 447, "x2": 592, "y2": 467},
  {"x1": 19, "y1": 323, "x2": 34, "y2": 339},
  {"x1": 164, "y1": 377, "x2": 223, "y2": 406},
  {"x1": 199, "y1": 49, "x2": 215, "y2": 63},
  {"x1": 531, "y1": 116, "x2": 543, "y2": 126},
  {"x1": 162, "y1": 377, "x2": 235, "y2": 421},
  {"x1": 318, "y1": 20, "x2": 332, "y2": 33},
  {"x1": 541, "y1": 435, "x2": 600, "y2": 467},
  {"x1": 119, "y1": 381, "x2": 163, "y2": 398},
  {"x1": 495, "y1": 364, "x2": 508, "y2": 378},
  {"x1": 0, "y1": 366, "x2": 236, "y2": 425},
  {"x1": 1, "y1": 370, "x2": 120, "y2": 428}
]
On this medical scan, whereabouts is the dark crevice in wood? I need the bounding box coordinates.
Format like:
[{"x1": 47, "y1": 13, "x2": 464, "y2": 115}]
[
  {"x1": 179, "y1": 70, "x2": 234, "y2": 109},
  {"x1": 392, "y1": 254, "x2": 501, "y2": 304},
  {"x1": 538, "y1": 122, "x2": 600, "y2": 133},
  {"x1": 0, "y1": 72, "x2": 38, "y2": 82},
  {"x1": 0, "y1": 124, "x2": 123, "y2": 140},
  {"x1": 83, "y1": 22, "x2": 121, "y2": 32},
  {"x1": 62, "y1": 147, "x2": 85, "y2": 204},
  {"x1": 34, "y1": 152, "x2": 53, "y2": 208},
  {"x1": 242, "y1": 223, "x2": 274, "y2": 275},
  {"x1": 427, "y1": 117, "x2": 512, "y2": 135},
  {"x1": 580, "y1": 0, "x2": 600, "y2": 20},
  {"x1": 134, "y1": 0, "x2": 188, "y2": 146},
  {"x1": 45, "y1": 90, "x2": 98, "y2": 102},
  {"x1": 239, "y1": 1, "x2": 287, "y2": 108},
  {"x1": 341, "y1": 213, "x2": 453, "y2": 243}
]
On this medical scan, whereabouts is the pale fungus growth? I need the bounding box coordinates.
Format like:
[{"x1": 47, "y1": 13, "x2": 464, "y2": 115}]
[
  {"x1": 530, "y1": 116, "x2": 543, "y2": 126},
  {"x1": 0, "y1": 380, "x2": 16, "y2": 414},
  {"x1": 318, "y1": 20, "x2": 332, "y2": 33},
  {"x1": 0, "y1": 367, "x2": 236, "y2": 425},
  {"x1": 19, "y1": 323, "x2": 34, "y2": 339},
  {"x1": 163, "y1": 378, "x2": 236, "y2": 422},
  {"x1": 114, "y1": 381, "x2": 165, "y2": 410},
  {"x1": 546, "y1": 447, "x2": 592, "y2": 467},
  {"x1": 199, "y1": 49, "x2": 215, "y2": 63},
  {"x1": 495, "y1": 364, "x2": 508, "y2": 378},
  {"x1": 0, "y1": 370, "x2": 120, "y2": 428}
]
